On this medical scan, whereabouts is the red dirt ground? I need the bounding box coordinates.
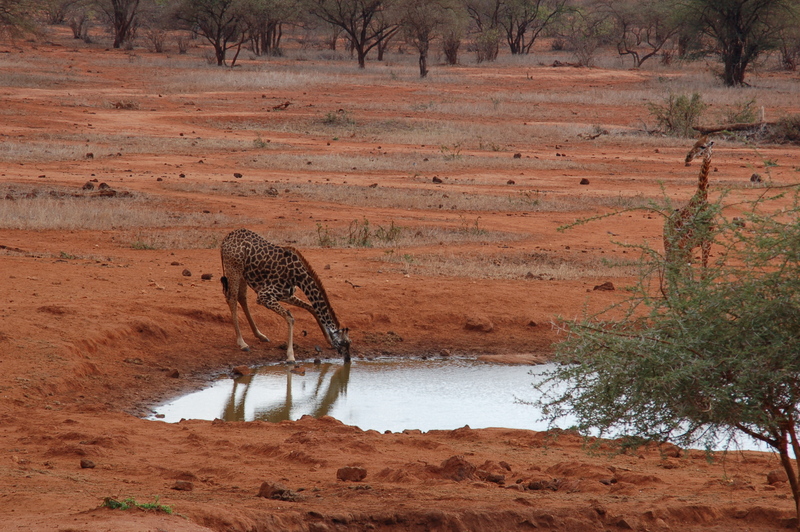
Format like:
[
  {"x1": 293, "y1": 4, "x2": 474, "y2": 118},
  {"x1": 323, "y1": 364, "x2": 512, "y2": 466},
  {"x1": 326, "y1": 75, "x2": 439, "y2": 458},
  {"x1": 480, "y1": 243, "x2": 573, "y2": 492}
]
[{"x1": 1, "y1": 29, "x2": 799, "y2": 531}]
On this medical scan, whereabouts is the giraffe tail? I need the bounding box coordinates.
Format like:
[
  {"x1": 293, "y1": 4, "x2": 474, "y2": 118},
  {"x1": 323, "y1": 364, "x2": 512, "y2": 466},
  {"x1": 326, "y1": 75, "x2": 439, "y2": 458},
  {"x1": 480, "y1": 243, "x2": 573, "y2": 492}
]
[{"x1": 220, "y1": 276, "x2": 229, "y2": 296}]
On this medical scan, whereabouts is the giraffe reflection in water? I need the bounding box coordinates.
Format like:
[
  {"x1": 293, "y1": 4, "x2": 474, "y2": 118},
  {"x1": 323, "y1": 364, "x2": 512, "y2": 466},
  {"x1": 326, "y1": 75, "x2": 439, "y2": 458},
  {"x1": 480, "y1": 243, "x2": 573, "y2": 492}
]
[{"x1": 222, "y1": 362, "x2": 351, "y2": 422}]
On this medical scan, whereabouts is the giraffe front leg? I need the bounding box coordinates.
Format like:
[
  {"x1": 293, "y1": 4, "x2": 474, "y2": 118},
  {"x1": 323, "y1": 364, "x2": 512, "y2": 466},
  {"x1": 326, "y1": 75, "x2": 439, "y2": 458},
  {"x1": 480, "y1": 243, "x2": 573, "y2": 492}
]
[{"x1": 285, "y1": 314, "x2": 295, "y2": 363}]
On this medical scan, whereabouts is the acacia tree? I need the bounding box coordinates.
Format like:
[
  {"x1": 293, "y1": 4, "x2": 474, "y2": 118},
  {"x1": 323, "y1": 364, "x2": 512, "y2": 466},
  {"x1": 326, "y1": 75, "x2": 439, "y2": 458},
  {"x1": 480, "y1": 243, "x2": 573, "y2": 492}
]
[
  {"x1": 176, "y1": 0, "x2": 247, "y2": 65},
  {"x1": 689, "y1": 0, "x2": 796, "y2": 86},
  {"x1": 596, "y1": 0, "x2": 681, "y2": 67},
  {"x1": 398, "y1": 0, "x2": 462, "y2": 77},
  {"x1": 243, "y1": 0, "x2": 298, "y2": 56},
  {"x1": 500, "y1": 0, "x2": 567, "y2": 54},
  {"x1": 536, "y1": 189, "x2": 800, "y2": 526},
  {"x1": 307, "y1": 0, "x2": 400, "y2": 68},
  {"x1": 0, "y1": 0, "x2": 37, "y2": 39},
  {"x1": 96, "y1": 0, "x2": 141, "y2": 48}
]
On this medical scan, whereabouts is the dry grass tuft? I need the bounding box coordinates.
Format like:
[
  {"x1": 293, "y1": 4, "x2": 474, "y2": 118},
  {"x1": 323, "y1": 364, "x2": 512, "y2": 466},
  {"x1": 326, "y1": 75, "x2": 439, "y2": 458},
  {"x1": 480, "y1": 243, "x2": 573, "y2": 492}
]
[
  {"x1": 0, "y1": 185, "x2": 233, "y2": 231},
  {"x1": 379, "y1": 249, "x2": 638, "y2": 281}
]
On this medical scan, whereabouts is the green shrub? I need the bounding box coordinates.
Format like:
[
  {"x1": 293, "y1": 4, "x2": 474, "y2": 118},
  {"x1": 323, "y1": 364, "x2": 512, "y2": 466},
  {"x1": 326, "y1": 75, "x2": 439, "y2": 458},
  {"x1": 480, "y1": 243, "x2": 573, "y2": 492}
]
[{"x1": 647, "y1": 92, "x2": 707, "y2": 137}]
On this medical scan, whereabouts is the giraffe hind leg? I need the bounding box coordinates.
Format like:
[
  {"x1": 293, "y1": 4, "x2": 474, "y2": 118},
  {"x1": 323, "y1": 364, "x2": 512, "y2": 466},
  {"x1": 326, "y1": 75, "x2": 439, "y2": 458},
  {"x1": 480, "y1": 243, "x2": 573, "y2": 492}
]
[{"x1": 223, "y1": 273, "x2": 251, "y2": 351}]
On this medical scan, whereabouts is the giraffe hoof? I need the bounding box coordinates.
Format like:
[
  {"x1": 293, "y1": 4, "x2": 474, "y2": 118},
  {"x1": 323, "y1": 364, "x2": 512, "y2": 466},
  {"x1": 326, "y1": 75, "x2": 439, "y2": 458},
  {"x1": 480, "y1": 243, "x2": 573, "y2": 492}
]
[{"x1": 240, "y1": 346, "x2": 251, "y2": 352}]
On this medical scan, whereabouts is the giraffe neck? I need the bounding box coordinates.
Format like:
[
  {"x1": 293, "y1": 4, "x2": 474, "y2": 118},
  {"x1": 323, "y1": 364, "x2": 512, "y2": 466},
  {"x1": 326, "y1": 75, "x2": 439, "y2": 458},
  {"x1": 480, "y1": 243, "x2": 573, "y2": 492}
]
[
  {"x1": 288, "y1": 247, "x2": 341, "y2": 342},
  {"x1": 696, "y1": 151, "x2": 712, "y2": 202}
]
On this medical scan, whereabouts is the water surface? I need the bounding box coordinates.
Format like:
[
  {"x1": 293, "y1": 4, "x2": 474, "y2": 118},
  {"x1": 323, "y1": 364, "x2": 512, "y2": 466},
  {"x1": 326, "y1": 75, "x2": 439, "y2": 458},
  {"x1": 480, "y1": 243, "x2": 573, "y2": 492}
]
[{"x1": 150, "y1": 358, "x2": 564, "y2": 433}]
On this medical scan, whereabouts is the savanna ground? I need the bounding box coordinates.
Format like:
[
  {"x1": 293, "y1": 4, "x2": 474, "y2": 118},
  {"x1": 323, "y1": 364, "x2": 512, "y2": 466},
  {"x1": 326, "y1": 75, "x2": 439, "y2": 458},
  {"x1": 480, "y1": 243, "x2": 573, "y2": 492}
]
[{"x1": 1, "y1": 26, "x2": 800, "y2": 531}]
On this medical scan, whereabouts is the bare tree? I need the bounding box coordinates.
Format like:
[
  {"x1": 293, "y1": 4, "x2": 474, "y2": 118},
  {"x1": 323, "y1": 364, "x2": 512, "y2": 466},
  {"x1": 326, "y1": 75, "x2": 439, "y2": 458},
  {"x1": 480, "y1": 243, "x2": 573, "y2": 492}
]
[
  {"x1": 175, "y1": 0, "x2": 246, "y2": 65},
  {"x1": 0, "y1": 0, "x2": 38, "y2": 39},
  {"x1": 398, "y1": 0, "x2": 462, "y2": 77},
  {"x1": 308, "y1": 0, "x2": 400, "y2": 68},
  {"x1": 42, "y1": 0, "x2": 87, "y2": 25},
  {"x1": 499, "y1": 0, "x2": 567, "y2": 54},
  {"x1": 465, "y1": 0, "x2": 501, "y2": 61},
  {"x1": 95, "y1": 0, "x2": 141, "y2": 48},
  {"x1": 688, "y1": 0, "x2": 796, "y2": 86},
  {"x1": 243, "y1": 0, "x2": 298, "y2": 56},
  {"x1": 596, "y1": 0, "x2": 681, "y2": 67}
]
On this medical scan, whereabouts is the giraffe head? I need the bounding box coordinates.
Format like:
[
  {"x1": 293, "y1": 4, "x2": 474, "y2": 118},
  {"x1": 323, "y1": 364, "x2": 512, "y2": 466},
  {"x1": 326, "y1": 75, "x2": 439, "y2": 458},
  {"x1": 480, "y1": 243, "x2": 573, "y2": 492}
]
[{"x1": 331, "y1": 327, "x2": 351, "y2": 362}]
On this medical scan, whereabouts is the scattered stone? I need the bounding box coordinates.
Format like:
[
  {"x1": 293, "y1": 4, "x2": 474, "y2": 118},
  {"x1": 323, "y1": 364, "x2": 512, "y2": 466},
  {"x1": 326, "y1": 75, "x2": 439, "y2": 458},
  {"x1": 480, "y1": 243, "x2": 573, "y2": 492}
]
[
  {"x1": 201, "y1": 273, "x2": 213, "y2": 281},
  {"x1": 767, "y1": 469, "x2": 789, "y2": 485},
  {"x1": 593, "y1": 281, "x2": 615, "y2": 291},
  {"x1": 477, "y1": 470, "x2": 505, "y2": 484},
  {"x1": 179, "y1": 173, "x2": 186, "y2": 178},
  {"x1": 750, "y1": 173, "x2": 762, "y2": 183},
  {"x1": 507, "y1": 179, "x2": 516, "y2": 185},
  {"x1": 182, "y1": 269, "x2": 192, "y2": 277},
  {"x1": 439, "y1": 455, "x2": 477, "y2": 482},
  {"x1": 85, "y1": 152, "x2": 94, "y2": 159},
  {"x1": 98, "y1": 182, "x2": 110, "y2": 190},
  {"x1": 432, "y1": 176, "x2": 443, "y2": 183},
  {"x1": 232, "y1": 365, "x2": 251, "y2": 377},
  {"x1": 337, "y1": 466, "x2": 367, "y2": 482},
  {"x1": 82, "y1": 182, "x2": 94, "y2": 190},
  {"x1": 513, "y1": 153, "x2": 522, "y2": 159},
  {"x1": 368, "y1": 183, "x2": 378, "y2": 188},
  {"x1": 660, "y1": 443, "x2": 682, "y2": 458},
  {"x1": 172, "y1": 480, "x2": 193, "y2": 491},
  {"x1": 234, "y1": 172, "x2": 243, "y2": 178},
  {"x1": 80, "y1": 459, "x2": 95, "y2": 469},
  {"x1": 580, "y1": 178, "x2": 590, "y2": 185},
  {"x1": 166, "y1": 369, "x2": 180, "y2": 378},
  {"x1": 257, "y1": 481, "x2": 301, "y2": 501},
  {"x1": 464, "y1": 315, "x2": 494, "y2": 333}
]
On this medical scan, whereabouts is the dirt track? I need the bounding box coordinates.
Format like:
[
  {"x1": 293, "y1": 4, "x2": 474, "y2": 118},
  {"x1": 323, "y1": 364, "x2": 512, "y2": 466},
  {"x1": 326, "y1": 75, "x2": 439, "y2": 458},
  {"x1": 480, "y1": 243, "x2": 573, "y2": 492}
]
[{"x1": 0, "y1": 29, "x2": 799, "y2": 530}]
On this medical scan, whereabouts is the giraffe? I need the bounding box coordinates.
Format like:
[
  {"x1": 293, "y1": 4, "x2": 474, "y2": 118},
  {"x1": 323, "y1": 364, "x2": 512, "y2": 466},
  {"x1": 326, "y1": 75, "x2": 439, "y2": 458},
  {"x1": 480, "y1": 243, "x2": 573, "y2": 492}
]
[
  {"x1": 684, "y1": 135, "x2": 709, "y2": 166},
  {"x1": 663, "y1": 140, "x2": 715, "y2": 293},
  {"x1": 220, "y1": 228, "x2": 350, "y2": 362}
]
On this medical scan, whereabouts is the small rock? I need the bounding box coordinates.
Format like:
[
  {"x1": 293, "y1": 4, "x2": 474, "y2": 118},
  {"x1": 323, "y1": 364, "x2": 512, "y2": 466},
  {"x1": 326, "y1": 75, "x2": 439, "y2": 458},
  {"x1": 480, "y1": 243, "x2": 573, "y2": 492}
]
[
  {"x1": 82, "y1": 182, "x2": 95, "y2": 190},
  {"x1": 506, "y1": 179, "x2": 516, "y2": 185},
  {"x1": 660, "y1": 443, "x2": 682, "y2": 458},
  {"x1": 234, "y1": 172, "x2": 243, "y2": 178},
  {"x1": 80, "y1": 459, "x2": 96, "y2": 469},
  {"x1": 232, "y1": 365, "x2": 251, "y2": 376},
  {"x1": 85, "y1": 152, "x2": 94, "y2": 159},
  {"x1": 439, "y1": 455, "x2": 477, "y2": 482},
  {"x1": 98, "y1": 182, "x2": 111, "y2": 190},
  {"x1": 768, "y1": 469, "x2": 789, "y2": 485},
  {"x1": 464, "y1": 315, "x2": 494, "y2": 333},
  {"x1": 513, "y1": 153, "x2": 522, "y2": 159},
  {"x1": 750, "y1": 173, "x2": 762, "y2": 183},
  {"x1": 432, "y1": 176, "x2": 443, "y2": 183},
  {"x1": 593, "y1": 281, "x2": 615, "y2": 291},
  {"x1": 337, "y1": 466, "x2": 367, "y2": 482},
  {"x1": 173, "y1": 480, "x2": 193, "y2": 491},
  {"x1": 200, "y1": 273, "x2": 213, "y2": 280},
  {"x1": 182, "y1": 269, "x2": 192, "y2": 277},
  {"x1": 167, "y1": 369, "x2": 180, "y2": 378},
  {"x1": 368, "y1": 183, "x2": 378, "y2": 188},
  {"x1": 257, "y1": 481, "x2": 300, "y2": 501},
  {"x1": 580, "y1": 178, "x2": 590, "y2": 185}
]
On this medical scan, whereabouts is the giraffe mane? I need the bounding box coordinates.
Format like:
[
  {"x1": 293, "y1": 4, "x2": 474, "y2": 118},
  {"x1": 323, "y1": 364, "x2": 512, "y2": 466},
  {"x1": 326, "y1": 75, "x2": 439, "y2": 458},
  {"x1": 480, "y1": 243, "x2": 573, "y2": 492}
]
[{"x1": 285, "y1": 246, "x2": 341, "y2": 328}]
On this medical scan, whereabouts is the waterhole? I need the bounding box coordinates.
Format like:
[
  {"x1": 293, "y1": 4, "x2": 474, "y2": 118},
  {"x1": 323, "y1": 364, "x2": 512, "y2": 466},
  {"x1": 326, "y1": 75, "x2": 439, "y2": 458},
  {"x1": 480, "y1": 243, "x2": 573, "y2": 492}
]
[{"x1": 149, "y1": 358, "x2": 568, "y2": 433}]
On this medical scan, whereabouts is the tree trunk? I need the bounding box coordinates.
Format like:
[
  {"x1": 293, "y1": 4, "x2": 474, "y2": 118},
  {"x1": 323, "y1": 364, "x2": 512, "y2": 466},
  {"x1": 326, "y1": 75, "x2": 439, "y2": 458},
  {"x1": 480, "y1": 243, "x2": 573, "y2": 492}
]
[
  {"x1": 356, "y1": 46, "x2": 367, "y2": 68},
  {"x1": 418, "y1": 41, "x2": 429, "y2": 78}
]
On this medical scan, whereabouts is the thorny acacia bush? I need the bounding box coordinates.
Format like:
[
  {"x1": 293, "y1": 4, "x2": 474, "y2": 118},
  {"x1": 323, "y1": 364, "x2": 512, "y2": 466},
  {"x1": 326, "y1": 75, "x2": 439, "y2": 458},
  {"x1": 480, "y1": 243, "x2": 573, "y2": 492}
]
[
  {"x1": 535, "y1": 188, "x2": 800, "y2": 524},
  {"x1": 647, "y1": 92, "x2": 707, "y2": 137}
]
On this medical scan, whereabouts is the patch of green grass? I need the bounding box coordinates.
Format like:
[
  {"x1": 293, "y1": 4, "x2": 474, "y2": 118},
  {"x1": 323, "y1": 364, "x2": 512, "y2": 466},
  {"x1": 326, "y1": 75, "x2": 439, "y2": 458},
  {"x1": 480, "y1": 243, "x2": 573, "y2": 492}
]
[{"x1": 102, "y1": 496, "x2": 173, "y2": 514}]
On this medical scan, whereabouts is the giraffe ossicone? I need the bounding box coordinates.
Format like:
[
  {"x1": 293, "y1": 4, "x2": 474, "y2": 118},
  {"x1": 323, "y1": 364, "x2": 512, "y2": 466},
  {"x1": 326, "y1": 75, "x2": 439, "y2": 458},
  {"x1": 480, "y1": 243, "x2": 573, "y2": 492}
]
[{"x1": 220, "y1": 228, "x2": 350, "y2": 362}]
